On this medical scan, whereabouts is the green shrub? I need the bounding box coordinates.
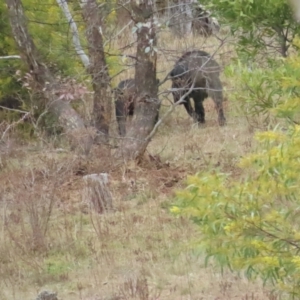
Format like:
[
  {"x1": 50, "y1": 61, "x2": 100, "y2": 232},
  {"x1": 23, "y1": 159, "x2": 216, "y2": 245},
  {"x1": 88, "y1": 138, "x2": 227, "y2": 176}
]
[
  {"x1": 201, "y1": 0, "x2": 300, "y2": 58},
  {"x1": 172, "y1": 43, "x2": 300, "y2": 298}
]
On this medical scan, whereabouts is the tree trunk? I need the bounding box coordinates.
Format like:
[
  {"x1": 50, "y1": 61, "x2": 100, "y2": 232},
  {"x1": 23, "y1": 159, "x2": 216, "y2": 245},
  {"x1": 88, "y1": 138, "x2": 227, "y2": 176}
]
[
  {"x1": 116, "y1": 0, "x2": 160, "y2": 162},
  {"x1": 81, "y1": 0, "x2": 112, "y2": 143},
  {"x1": 5, "y1": 0, "x2": 93, "y2": 154},
  {"x1": 169, "y1": 0, "x2": 194, "y2": 37},
  {"x1": 290, "y1": 0, "x2": 300, "y2": 22}
]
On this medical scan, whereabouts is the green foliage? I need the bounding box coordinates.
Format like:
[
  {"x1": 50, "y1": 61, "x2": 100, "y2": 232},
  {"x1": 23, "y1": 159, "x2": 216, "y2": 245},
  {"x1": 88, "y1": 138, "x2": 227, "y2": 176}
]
[
  {"x1": 23, "y1": 0, "x2": 85, "y2": 76},
  {"x1": 172, "y1": 49, "x2": 300, "y2": 298},
  {"x1": 44, "y1": 255, "x2": 71, "y2": 281},
  {"x1": 0, "y1": 1, "x2": 27, "y2": 115},
  {"x1": 0, "y1": 0, "x2": 122, "y2": 135},
  {"x1": 1, "y1": 0, "x2": 120, "y2": 95},
  {"x1": 224, "y1": 59, "x2": 284, "y2": 121},
  {"x1": 273, "y1": 40, "x2": 300, "y2": 123},
  {"x1": 201, "y1": 0, "x2": 300, "y2": 58},
  {"x1": 0, "y1": 2, "x2": 15, "y2": 55},
  {"x1": 23, "y1": 0, "x2": 120, "y2": 78},
  {"x1": 224, "y1": 40, "x2": 300, "y2": 126}
]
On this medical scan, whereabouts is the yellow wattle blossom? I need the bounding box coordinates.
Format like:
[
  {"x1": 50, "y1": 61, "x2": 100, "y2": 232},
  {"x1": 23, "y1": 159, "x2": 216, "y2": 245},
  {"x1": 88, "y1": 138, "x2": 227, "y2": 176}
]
[
  {"x1": 224, "y1": 222, "x2": 237, "y2": 234},
  {"x1": 255, "y1": 131, "x2": 287, "y2": 143},
  {"x1": 250, "y1": 240, "x2": 264, "y2": 249},
  {"x1": 291, "y1": 256, "x2": 300, "y2": 268},
  {"x1": 293, "y1": 232, "x2": 300, "y2": 240},
  {"x1": 275, "y1": 97, "x2": 300, "y2": 112},
  {"x1": 170, "y1": 206, "x2": 180, "y2": 214},
  {"x1": 261, "y1": 256, "x2": 279, "y2": 267},
  {"x1": 294, "y1": 125, "x2": 300, "y2": 133},
  {"x1": 238, "y1": 153, "x2": 261, "y2": 168}
]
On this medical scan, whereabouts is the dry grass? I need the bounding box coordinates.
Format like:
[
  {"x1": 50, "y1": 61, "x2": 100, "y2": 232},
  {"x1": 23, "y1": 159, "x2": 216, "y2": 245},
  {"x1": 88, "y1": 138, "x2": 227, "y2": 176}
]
[{"x1": 0, "y1": 29, "x2": 277, "y2": 300}]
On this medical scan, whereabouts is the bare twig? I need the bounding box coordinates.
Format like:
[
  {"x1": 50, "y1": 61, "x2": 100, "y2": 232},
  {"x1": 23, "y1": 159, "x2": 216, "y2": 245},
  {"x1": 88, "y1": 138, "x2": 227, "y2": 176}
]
[
  {"x1": 103, "y1": 20, "x2": 133, "y2": 47},
  {"x1": 0, "y1": 105, "x2": 28, "y2": 114},
  {"x1": 1, "y1": 112, "x2": 30, "y2": 141},
  {"x1": 0, "y1": 55, "x2": 21, "y2": 59},
  {"x1": 145, "y1": 81, "x2": 196, "y2": 142}
]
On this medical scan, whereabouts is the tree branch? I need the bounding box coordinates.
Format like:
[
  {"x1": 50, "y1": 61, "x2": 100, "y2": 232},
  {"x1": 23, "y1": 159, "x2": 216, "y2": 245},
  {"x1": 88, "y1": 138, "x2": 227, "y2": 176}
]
[
  {"x1": 0, "y1": 55, "x2": 21, "y2": 59},
  {"x1": 145, "y1": 81, "x2": 196, "y2": 142},
  {"x1": 56, "y1": 0, "x2": 90, "y2": 68}
]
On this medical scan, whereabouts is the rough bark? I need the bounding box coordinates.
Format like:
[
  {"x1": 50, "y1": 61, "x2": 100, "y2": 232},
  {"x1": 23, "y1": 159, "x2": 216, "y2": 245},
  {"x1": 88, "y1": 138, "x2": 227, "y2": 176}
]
[
  {"x1": 35, "y1": 291, "x2": 58, "y2": 300},
  {"x1": 169, "y1": 0, "x2": 194, "y2": 37},
  {"x1": 81, "y1": 0, "x2": 112, "y2": 143},
  {"x1": 83, "y1": 173, "x2": 113, "y2": 214},
  {"x1": 116, "y1": 0, "x2": 160, "y2": 162},
  {"x1": 290, "y1": 0, "x2": 300, "y2": 22},
  {"x1": 5, "y1": 0, "x2": 93, "y2": 154}
]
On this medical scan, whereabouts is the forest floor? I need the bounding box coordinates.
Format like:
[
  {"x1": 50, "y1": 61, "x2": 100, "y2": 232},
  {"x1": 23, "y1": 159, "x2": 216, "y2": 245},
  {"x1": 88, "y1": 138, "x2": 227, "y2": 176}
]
[{"x1": 0, "y1": 31, "x2": 279, "y2": 299}]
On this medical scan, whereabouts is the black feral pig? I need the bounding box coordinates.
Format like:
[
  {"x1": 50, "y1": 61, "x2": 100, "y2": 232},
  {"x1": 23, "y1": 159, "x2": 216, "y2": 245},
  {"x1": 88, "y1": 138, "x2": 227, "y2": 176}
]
[
  {"x1": 113, "y1": 78, "x2": 160, "y2": 136},
  {"x1": 170, "y1": 50, "x2": 226, "y2": 126}
]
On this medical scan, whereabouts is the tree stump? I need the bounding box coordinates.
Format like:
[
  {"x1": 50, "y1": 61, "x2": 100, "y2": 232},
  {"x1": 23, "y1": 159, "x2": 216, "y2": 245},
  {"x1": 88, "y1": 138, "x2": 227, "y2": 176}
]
[
  {"x1": 83, "y1": 173, "x2": 113, "y2": 214},
  {"x1": 35, "y1": 291, "x2": 58, "y2": 300}
]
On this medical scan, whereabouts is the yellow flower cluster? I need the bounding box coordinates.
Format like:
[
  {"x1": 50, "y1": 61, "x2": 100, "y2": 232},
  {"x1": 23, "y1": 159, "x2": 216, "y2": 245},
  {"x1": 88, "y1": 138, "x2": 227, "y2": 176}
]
[
  {"x1": 255, "y1": 131, "x2": 287, "y2": 143},
  {"x1": 170, "y1": 206, "x2": 180, "y2": 214},
  {"x1": 224, "y1": 222, "x2": 238, "y2": 234},
  {"x1": 250, "y1": 239, "x2": 265, "y2": 249},
  {"x1": 291, "y1": 256, "x2": 300, "y2": 268},
  {"x1": 260, "y1": 256, "x2": 279, "y2": 267}
]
